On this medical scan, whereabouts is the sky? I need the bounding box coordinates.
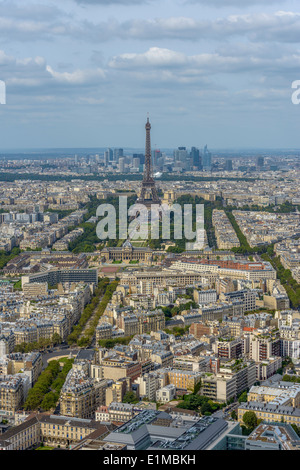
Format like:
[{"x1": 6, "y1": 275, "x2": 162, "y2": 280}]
[{"x1": 0, "y1": 0, "x2": 300, "y2": 150}]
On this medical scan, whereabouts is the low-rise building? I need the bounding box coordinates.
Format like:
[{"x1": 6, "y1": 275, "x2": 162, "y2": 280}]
[
  {"x1": 156, "y1": 384, "x2": 176, "y2": 403},
  {"x1": 238, "y1": 401, "x2": 300, "y2": 427}
]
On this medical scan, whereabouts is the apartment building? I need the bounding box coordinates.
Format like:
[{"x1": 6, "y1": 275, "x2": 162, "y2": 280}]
[
  {"x1": 150, "y1": 350, "x2": 173, "y2": 368},
  {"x1": 96, "y1": 322, "x2": 113, "y2": 340},
  {"x1": 193, "y1": 289, "x2": 217, "y2": 305},
  {"x1": 214, "y1": 338, "x2": 243, "y2": 359},
  {"x1": 173, "y1": 355, "x2": 209, "y2": 373},
  {"x1": 249, "y1": 333, "x2": 281, "y2": 362},
  {"x1": 0, "y1": 375, "x2": 25, "y2": 414},
  {"x1": 198, "y1": 300, "x2": 245, "y2": 322},
  {"x1": 189, "y1": 320, "x2": 227, "y2": 339},
  {"x1": 96, "y1": 309, "x2": 165, "y2": 342},
  {"x1": 59, "y1": 367, "x2": 107, "y2": 419},
  {"x1": 202, "y1": 373, "x2": 236, "y2": 403},
  {"x1": 212, "y1": 209, "x2": 240, "y2": 249},
  {"x1": 135, "y1": 372, "x2": 162, "y2": 401},
  {"x1": 255, "y1": 357, "x2": 282, "y2": 381},
  {"x1": 95, "y1": 402, "x2": 135, "y2": 423},
  {"x1": 166, "y1": 369, "x2": 202, "y2": 392},
  {"x1": 219, "y1": 289, "x2": 257, "y2": 312},
  {"x1": 222, "y1": 316, "x2": 245, "y2": 337},
  {"x1": 202, "y1": 359, "x2": 256, "y2": 403},
  {"x1": 100, "y1": 357, "x2": 142, "y2": 383},
  {"x1": 4, "y1": 351, "x2": 43, "y2": 386},
  {"x1": 105, "y1": 379, "x2": 128, "y2": 406},
  {"x1": 23, "y1": 282, "x2": 49, "y2": 299}
]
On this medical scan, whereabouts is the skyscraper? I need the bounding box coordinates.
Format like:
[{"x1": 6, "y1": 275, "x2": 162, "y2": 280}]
[
  {"x1": 152, "y1": 149, "x2": 162, "y2": 170},
  {"x1": 225, "y1": 159, "x2": 233, "y2": 171},
  {"x1": 118, "y1": 157, "x2": 125, "y2": 173},
  {"x1": 203, "y1": 145, "x2": 212, "y2": 171},
  {"x1": 174, "y1": 147, "x2": 191, "y2": 171},
  {"x1": 133, "y1": 153, "x2": 144, "y2": 165},
  {"x1": 107, "y1": 148, "x2": 113, "y2": 161},
  {"x1": 256, "y1": 156, "x2": 264, "y2": 169},
  {"x1": 103, "y1": 152, "x2": 109, "y2": 167},
  {"x1": 113, "y1": 148, "x2": 123, "y2": 162},
  {"x1": 190, "y1": 147, "x2": 202, "y2": 170}
]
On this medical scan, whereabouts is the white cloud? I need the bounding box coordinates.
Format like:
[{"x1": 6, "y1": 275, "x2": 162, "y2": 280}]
[
  {"x1": 73, "y1": 0, "x2": 151, "y2": 4},
  {"x1": 0, "y1": 7, "x2": 299, "y2": 45},
  {"x1": 108, "y1": 45, "x2": 300, "y2": 78},
  {"x1": 109, "y1": 47, "x2": 188, "y2": 68},
  {"x1": 187, "y1": 0, "x2": 287, "y2": 5},
  {"x1": 46, "y1": 65, "x2": 106, "y2": 84},
  {"x1": 79, "y1": 11, "x2": 300, "y2": 44},
  {"x1": 0, "y1": 0, "x2": 298, "y2": 148},
  {"x1": 0, "y1": 1, "x2": 65, "y2": 21}
]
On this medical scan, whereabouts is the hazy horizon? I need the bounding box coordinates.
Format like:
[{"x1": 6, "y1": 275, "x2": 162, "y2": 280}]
[{"x1": 0, "y1": 147, "x2": 300, "y2": 154}]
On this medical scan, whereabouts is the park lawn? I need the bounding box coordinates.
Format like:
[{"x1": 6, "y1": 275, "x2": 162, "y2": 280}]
[{"x1": 36, "y1": 446, "x2": 55, "y2": 450}]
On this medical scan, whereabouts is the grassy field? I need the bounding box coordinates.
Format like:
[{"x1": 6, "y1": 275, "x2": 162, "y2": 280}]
[{"x1": 36, "y1": 446, "x2": 55, "y2": 450}]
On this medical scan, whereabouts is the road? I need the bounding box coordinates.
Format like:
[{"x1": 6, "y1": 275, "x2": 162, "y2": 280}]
[
  {"x1": 41, "y1": 347, "x2": 80, "y2": 369},
  {"x1": 212, "y1": 401, "x2": 239, "y2": 419}
]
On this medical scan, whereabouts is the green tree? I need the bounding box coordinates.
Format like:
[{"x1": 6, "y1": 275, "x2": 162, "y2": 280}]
[
  {"x1": 123, "y1": 392, "x2": 139, "y2": 404},
  {"x1": 291, "y1": 424, "x2": 300, "y2": 437},
  {"x1": 242, "y1": 411, "x2": 258, "y2": 430},
  {"x1": 51, "y1": 333, "x2": 62, "y2": 346},
  {"x1": 238, "y1": 390, "x2": 248, "y2": 403}
]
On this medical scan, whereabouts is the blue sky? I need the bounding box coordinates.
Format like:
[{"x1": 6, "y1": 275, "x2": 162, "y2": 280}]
[{"x1": 0, "y1": 0, "x2": 300, "y2": 149}]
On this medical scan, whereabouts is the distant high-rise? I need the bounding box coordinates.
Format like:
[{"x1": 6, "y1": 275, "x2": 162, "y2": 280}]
[
  {"x1": 113, "y1": 148, "x2": 123, "y2": 162},
  {"x1": 190, "y1": 147, "x2": 202, "y2": 170},
  {"x1": 133, "y1": 157, "x2": 140, "y2": 170},
  {"x1": 133, "y1": 153, "x2": 145, "y2": 165},
  {"x1": 174, "y1": 147, "x2": 191, "y2": 171},
  {"x1": 118, "y1": 157, "x2": 125, "y2": 173},
  {"x1": 203, "y1": 145, "x2": 212, "y2": 171},
  {"x1": 103, "y1": 152, "x2": 109, "y2": 167},
  {"x1": 137, "y1": 116, "x2": 161, "y2": 208},
  {"x1": 106, "y1": 148, "x2": 113, "y2": 161},
  {"x1": 256, "y1": 156, "x2": 264, "y2": 169},
  {"x1": 225, "y1": 159, "x2": 233, "y2": 171},
  {"x1": 174, "y1": 147, "x2": 187, "y2": 161},
  {"x1": 152, "y1": 149, "x2": 162, "y2": 169}
]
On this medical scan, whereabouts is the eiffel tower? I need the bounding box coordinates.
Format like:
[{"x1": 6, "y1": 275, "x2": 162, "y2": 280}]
[{"x1": 137, "y1": 115, "x2": 161, "y2": 209}]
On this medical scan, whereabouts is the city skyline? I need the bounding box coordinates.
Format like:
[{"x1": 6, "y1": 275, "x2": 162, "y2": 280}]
[
  {"x1": 1, "y1": 1, "x2": 300, "y2": 454},
  {"x1": 0, "y1": 0, "x2": 299, "y2": 149}
]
